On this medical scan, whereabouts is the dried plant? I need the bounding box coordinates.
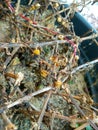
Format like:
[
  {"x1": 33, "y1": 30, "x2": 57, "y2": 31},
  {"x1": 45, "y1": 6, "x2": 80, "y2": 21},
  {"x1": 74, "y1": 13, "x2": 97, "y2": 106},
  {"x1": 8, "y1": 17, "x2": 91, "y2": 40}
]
[{"x1": 0, "y1": 0, "x2": 98, "y2": 130}]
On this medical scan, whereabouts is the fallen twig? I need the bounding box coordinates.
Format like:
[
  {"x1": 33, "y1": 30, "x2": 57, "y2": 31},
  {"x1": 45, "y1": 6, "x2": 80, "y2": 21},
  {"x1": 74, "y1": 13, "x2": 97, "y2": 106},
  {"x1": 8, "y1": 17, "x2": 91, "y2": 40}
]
[
  {"x1": 37, "y1": 90, "x2": 52, "y2": 129},
  {"x1": 0, "y1": 87, "x2": 53, "y2": 114}
]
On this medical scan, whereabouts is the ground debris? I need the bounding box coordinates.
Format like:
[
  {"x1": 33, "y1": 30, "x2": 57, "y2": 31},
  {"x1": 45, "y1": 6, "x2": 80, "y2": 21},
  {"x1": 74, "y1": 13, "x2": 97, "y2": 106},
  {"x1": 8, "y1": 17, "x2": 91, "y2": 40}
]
[{"x1": 0, "y1": 0, "x2": 98, "y2": 130}]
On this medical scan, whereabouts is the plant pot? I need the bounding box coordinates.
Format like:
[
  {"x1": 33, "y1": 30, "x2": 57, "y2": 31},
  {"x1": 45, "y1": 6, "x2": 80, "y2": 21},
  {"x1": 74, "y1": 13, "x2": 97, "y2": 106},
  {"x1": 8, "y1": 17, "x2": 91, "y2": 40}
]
[{"x1": 72, "y1": 12, "x2": 98, "y2": 103}]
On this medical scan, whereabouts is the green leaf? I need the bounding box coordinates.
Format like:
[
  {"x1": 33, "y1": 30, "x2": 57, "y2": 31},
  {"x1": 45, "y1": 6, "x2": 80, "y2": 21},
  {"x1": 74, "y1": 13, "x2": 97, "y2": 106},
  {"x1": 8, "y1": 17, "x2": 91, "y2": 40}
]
[{"x1": 68, "y1": 80, "x2": 74, "y2": 85}]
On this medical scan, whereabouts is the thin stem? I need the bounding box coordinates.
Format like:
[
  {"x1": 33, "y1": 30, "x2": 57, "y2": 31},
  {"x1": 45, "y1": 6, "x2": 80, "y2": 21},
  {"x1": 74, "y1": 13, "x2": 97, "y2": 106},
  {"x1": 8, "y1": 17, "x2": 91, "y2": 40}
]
[
  {"x1": 71, "y1": 59, "x2": 98, "y2": 74},
  {"x1": 37, "y1": 90, "x2": 52, "y2": 129},
  {"x1": 28, "y1": 0, "x2": 33, "y2": 5},
  {"x1": 17, "y1": 87, "x2": 40, "y2": 111},
  {"x1": 80, "y1": 33, "x2": 98, "y2": 42},
  {"x1": 91, "y1": 106, "x2": 98, "y2": 112},
  {"x1": 15, "y1": 0, "x2": 21, "y2": 15},
  {"x1": 42, "y1": 7, "x2": 70, "y2": 22},
  {"x1": 0, "y1": 40, "x2": 68, "y2": 48}
]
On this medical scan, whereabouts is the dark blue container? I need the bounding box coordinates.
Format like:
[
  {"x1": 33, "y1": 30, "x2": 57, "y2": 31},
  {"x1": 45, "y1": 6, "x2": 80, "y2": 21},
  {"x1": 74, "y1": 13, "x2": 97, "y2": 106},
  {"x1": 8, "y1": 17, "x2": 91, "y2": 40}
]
[{"x1": 72, "y1": 12, "x2": 98, "y2": 103}]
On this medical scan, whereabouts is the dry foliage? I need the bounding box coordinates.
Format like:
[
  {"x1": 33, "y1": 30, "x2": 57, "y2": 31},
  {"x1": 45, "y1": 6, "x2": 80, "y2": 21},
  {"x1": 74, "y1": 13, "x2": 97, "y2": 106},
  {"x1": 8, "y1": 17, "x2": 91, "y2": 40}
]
[{"x1": 0, "y1": 0, "x2": 98, "y2": 130}]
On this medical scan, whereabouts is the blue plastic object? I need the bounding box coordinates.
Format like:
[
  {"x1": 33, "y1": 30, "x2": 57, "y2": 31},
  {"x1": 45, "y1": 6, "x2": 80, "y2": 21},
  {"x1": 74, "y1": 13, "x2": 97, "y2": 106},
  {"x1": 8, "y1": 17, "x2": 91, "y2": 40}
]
[{"x1": 72, "y1": 12, "x2": 98, "y2": 103}]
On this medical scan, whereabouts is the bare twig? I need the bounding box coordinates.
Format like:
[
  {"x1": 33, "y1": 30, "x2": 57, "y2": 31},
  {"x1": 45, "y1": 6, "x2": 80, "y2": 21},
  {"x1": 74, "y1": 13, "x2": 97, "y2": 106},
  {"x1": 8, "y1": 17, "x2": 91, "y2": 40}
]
[
  {"x1": 37, "y1": 90, "x2": 52, "y2": 129},
  {"x1": 15, "y1": 0, "x2": 21, "y2": 15},
  {"x1": 42, "y1": 7, "x2": 70, "y2": 22},
  {"x1": 28, "y1": 0, "x2": 33, "y2": 5},
  {"x1": 0, "y1": 40, "x2": 68, "y2": 48},
  {"x1": 80, "y1": 33, "x2": 98, "y2": 42},
  {"x1": 71, "y1": 58, "x2": 98, "y2": 74},
  {"x1": 22, "y1": 109, "x2": 86, "y2": 123},
  {"x1": 0, "y1": 87, "x2": 53, "y2": 113},
  {"x1": 91, "y1": 106, "x2": 98, "y2": 112},
  {"x1": 17, "y1": 87, "x2": 40, "y2": 111}
]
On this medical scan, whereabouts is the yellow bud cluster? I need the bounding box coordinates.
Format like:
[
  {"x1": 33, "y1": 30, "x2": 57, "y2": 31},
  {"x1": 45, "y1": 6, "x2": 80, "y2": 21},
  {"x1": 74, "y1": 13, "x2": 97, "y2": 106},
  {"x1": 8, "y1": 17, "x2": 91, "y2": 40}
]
[{"x1": 40, "y1": 69, "x2": 49, "y2": 78}]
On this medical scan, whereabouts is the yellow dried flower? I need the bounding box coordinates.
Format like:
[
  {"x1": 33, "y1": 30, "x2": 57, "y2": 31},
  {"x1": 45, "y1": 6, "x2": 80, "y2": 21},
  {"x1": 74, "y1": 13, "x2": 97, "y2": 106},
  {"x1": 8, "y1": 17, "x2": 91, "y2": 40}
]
[
  {"x1": 40, "y1": 69, "x2": 49, "y2": 78},
  {"x1": 54, "y1": 62, "x2": 59, "y2": 67},
  {"x1": 30, "y1": 3, "x2": 41, "y2": 11},
  {"x1": 50, "y1": 55, "x2": 58, "y2": 63},
  {"x1": 57, "y1": 16, "x2": 62, "y2": 23},
  {"x1": 54, "y1": 80, "x2": 62, "y2": 88},
  {"x1": 33, "y1": 49, "x2": 40, "y2": 55}
]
